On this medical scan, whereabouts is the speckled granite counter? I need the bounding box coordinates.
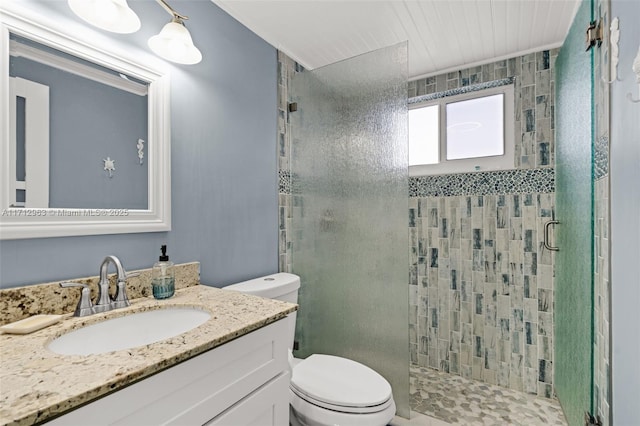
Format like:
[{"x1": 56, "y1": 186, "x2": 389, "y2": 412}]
[
  {"x1": 0, "y1": 284, "x2": 297, "y2": 425},
  {"x1": 0, "y1": 262, "x2": 202, "y2": 326}
]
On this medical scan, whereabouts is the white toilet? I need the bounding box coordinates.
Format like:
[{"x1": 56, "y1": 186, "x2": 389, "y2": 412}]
[{"x1": 224, "y1": 273, "x2": 396, "y2": 426}]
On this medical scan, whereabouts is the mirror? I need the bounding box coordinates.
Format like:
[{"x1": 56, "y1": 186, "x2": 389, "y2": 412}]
[{"x1": 0, "y1": 4, "x2": 171, "y2": 239}]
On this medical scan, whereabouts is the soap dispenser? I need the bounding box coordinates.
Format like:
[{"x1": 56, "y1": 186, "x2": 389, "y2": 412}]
[{"x1": 152, "y1": 245, "x2": 175, "y2": 299}]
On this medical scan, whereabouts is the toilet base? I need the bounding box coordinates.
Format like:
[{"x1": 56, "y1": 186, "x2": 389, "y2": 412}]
[
  {"x1": 289, "y1": 388, "x2": 395, "y2": 426},
  {"x1": 289, "y1": 406, "x2": 304, "y2": 426}
]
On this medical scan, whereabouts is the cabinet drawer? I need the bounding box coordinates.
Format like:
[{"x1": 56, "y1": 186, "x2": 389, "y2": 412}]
[{"x1": 46, "y1": 318, "x2": 290, "y2": 425}]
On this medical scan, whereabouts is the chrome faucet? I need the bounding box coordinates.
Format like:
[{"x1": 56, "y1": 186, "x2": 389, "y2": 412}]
[
  {"x1": 60, "y1": 255, "x2": 139, "y2": 317},
  {"x1": 95, "y1": 255, "x2": 126, "y2": 313}
]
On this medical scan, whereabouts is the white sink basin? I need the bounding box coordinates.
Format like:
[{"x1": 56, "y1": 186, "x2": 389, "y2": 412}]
[{"x1": 48, "y1": 308, "x2": 211, "y2": 355}]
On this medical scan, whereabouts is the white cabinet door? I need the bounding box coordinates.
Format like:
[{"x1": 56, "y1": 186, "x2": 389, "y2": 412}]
[{"x1": 206, "y1": 372, "x2": 289, "y2": 426}]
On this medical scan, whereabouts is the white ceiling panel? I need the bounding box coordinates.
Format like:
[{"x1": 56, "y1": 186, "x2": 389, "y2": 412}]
[{"x1": 212, "y1": 0, "x2": 580, "y2": 80}]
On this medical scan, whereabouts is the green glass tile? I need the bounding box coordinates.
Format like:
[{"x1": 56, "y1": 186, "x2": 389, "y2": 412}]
[{"x1": 554, "y1": 0, "x2": 595, "y2": 424}]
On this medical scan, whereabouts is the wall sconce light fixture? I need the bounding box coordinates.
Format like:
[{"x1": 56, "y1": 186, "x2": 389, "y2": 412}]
[
  {"x1": 67, "y1": 0, "x2": 202, "y2": 65},
  {"x1": 148, "y1": 1, "x2": 202, "y2": 65}
]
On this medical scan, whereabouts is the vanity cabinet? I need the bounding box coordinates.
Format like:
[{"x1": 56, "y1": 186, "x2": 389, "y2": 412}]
[{"x1": 45, "y1": 318, "x2": 291, "y2": 425}]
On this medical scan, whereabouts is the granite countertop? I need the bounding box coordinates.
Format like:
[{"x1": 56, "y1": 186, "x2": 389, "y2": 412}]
[{"x1": 0, "y1": 285, "x2": 297, "y2": 426}]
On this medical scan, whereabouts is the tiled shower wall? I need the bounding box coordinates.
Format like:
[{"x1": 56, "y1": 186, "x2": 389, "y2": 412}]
[
  {"x1": 409, "y1": 187, "x2": 556, "y2": 397},
  {"x1": 409, "y1": 51, "x2": 558, "y2": 398},
  {"x1": 277, "y1": 51, "x2": 297, "y2": 274}
]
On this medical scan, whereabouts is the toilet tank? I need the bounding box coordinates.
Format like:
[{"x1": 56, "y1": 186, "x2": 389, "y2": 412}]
[
  {"x1": 224, "y1": 273, "x2": 300, "y2": 351},
  {"x1": 223, "y1": 273, "x2": 300, "y2": 304}
]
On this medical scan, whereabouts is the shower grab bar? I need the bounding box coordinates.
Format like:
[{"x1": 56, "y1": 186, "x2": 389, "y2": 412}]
[{"x1": 543, "y1": 220, "x2": 560, "y2": 251}]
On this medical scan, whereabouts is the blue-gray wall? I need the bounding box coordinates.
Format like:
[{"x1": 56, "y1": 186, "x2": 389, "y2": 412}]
[
  {"x1": 0, "y1": 0, "x2": 278, "y2": 288},
  {"x1": 610, "y1": 0, "x2": 640, "y2": 423},
  {"x1": 11, "y1": 54, "x2": 149, "y2": 209}
]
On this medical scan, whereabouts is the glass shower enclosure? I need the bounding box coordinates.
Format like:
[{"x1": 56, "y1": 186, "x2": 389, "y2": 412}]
[
  {"x1": 289, "y1": 43, "x2": 410, "y2": 417},
  {"x1": 554, "y1": 0, "x2": 597, "y2": 424}
]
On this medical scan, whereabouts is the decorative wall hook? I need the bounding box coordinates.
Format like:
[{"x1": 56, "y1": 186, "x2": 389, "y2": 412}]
[
  {"x1": 602, "y1": 17, "x2": 620, "y2": 84},
  {"x1": 103, "y1": 157, "x2": 116, "y2": 178},
  {"x1": 628, "y1": 44, "x2": 640, "y2": 103},
  {"x1": 137, "y1": 139, "x2": 145, "y2": 165}
]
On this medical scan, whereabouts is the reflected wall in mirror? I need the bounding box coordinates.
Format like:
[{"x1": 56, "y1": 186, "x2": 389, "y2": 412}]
[
  {"x1": 10, "y1": 34, "x2": 149, "y2": 210},
  {"x1": 0, "y1": 4, "x2": 171, "y2": 239}
]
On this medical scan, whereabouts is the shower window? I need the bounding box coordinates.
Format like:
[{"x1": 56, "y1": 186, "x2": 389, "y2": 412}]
[
  {"x1": 409, "y1": 84, "x2": 514, "y2": 175},
  {"x1": 408, "y1": 104, "x2": 439, "y2": 165}
]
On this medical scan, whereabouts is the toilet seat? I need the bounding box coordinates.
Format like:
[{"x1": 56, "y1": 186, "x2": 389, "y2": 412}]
[{"x1": 290, "y1": 354, "x2": 393, "y2": 414}]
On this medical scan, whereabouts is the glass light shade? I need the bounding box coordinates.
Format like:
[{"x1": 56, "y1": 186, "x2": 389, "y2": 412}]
[
  {"x1": 148, "y1": 21, "x2": 202, "y2": 65},
  {"x1": 68, "y1": 0, "x2": 141, "y2": 34}
]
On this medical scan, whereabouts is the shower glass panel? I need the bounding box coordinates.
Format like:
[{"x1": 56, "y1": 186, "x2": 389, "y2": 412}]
[
  {"x1": 554, "y1": 0, "x2": 595, "y2": 424},
  {"x1": 290, "y1": 43, "x2": 409, "y2": 417}
]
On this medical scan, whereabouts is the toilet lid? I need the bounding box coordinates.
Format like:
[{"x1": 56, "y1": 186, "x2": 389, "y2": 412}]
[{"x1": 290, "y1": 354, "x2": 392, "y2": 412}]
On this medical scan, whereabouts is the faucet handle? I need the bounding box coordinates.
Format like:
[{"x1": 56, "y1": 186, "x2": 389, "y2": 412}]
[
  {"x1": 111, "y1": 271, "x2": 140, "y2": 309},
  {"x1": 60, "y1": 282, "x2": 95, "y2": 317}
]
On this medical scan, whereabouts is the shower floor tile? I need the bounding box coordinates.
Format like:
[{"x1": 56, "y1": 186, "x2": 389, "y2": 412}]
[{"x1": 409, "y1": 365, "x2": 567, "y2": 425}]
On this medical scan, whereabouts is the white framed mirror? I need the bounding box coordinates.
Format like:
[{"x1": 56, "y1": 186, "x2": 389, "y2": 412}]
[{"x1": 0, "y1": 4, "x2": 171, "y2": 240}]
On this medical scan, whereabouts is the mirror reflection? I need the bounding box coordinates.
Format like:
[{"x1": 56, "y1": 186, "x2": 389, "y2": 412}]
[{"x1": 9, "y1": 34, "x2": 149, "y2": 210}]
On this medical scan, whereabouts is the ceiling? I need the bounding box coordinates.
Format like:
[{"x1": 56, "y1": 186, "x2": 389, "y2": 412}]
[{"x1": 212, "y1": 0, "x2": 581, "y2": 80}]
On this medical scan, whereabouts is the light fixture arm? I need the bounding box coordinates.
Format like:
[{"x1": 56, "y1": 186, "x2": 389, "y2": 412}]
[
  {"x1": 148, "y1": 0, "x2": 202, "y2": 64},
  {"x1": 155, "y1": 0, "x2": 188, "y2": 22}
]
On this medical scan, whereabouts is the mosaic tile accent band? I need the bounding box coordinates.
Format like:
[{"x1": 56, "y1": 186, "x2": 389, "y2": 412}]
[
  {"x1": 278, "y1": 168, "x2": 555, "y2": 197},
  {"x1": 278, "y1": 167, "x2": 555, "y2": 197},
  {"x1": 595, "y1": 135, "x2": 609, "y2": 180},
  {"x1": 409, "y1": 168, "x2": 554, "y2": 198},
  {"x1": 278, "y1": 169, "x2": 291, "y2": 194},
  {"x1": 408, "y1": 77, "x2": 515, "y2": 105}
]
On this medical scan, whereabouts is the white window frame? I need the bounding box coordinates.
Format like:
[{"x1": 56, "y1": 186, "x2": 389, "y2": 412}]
[{"x1": 409, "y1": 84, "x2": 515, "y2": 176}]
